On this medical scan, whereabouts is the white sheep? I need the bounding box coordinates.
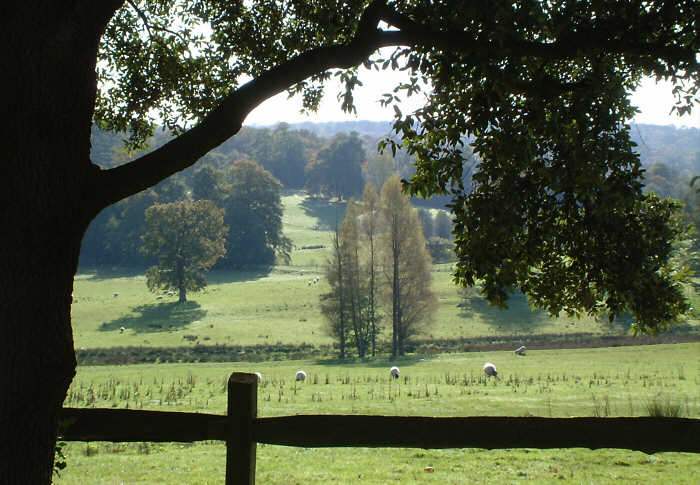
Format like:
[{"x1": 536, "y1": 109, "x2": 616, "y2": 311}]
[
  {"x1": 390, "y1": 366, "x2": 400, "y2": 379},
  {"x1": 295, "y1": 370, "x2": 307, "y2": 382},
  {"x1": 253, "y1": 372, "x2": 263, "y2": 383},
  {"x1": 119, "y1": 326, "x2": 126, "y2": 334},
  {"x1": 514, "y1": 345, "x2": 527, "y2": 356},
  {"x1": 483, "y1": 362, "x2": 498, "y2": 378}
]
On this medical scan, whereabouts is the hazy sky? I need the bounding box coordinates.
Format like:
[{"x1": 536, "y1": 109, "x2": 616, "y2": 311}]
[{"x1": 245, "y1": 67, "x2": 700, "y2": 129}]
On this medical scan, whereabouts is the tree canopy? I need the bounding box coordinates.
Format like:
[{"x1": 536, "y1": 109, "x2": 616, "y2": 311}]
[
  {"x1": 142, "y1": 200, "x2": 227, "y2": 302},
  {"x1": 222, "y1": 159, "x2": 291, "y2": 268}
]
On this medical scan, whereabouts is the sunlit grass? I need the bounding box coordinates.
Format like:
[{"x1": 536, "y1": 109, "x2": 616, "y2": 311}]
[{"x1": 57, "y1": 343, "x2": 700, "y2": 484}]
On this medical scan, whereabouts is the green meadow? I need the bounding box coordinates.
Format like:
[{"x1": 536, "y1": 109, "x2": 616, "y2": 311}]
[
  {"x1": 62, "y1": 192, "x2": 700, "y2": 483},
  {"x1": 72, "y1": 192, "x2": 668, "y2": 351},
  {"x1": 56, "y1": 343, "x2": 700, "y2": 484}
]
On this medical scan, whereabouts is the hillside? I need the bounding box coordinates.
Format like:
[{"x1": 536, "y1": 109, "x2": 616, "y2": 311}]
[{"x1": 71, "y1": 192, "x2": 700, "y2": 355}]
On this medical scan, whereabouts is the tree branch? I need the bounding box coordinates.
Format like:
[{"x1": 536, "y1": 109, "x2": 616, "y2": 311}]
[
  {"x1": 88, "y1": 1, "x2": 696, "y2": 212},
  {"x1": 89, "y1": 5, "x2": 411, "y2": 210}
]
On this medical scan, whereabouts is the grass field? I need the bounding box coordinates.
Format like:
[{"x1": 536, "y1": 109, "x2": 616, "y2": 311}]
[
  {"x1": 56, "y1": 343, "x2": 700, "y2": 484},
  {"x1": 71, "y1": 192, "x2": 681, "y2": 351},
  {"x1": 64, "y1": 192, "x2": 700, "y2": 482}
]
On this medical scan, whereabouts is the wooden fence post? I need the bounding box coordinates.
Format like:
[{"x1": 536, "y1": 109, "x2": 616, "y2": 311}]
[{"x1": 226, "y1": 372, "x2": 258, "y2": 485}]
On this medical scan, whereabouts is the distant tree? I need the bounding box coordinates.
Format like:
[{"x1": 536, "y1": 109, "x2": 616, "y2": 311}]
[
  {"x1": 341, "y1": 201, "x2": 373, "y2": 357},
  {"x1": 154, "y1": 177, "x2": 187, "y2": 203},
  {"x1": 306, "y1": 132, "x2": 365, "y2": 199},
  {"x1": 265, "y1": 124, "x2": 310, "y2": 188},
  {"x1": 142, "y1": 200, "x2": 227, "y2": 303},
  {"x1": 321, "y1": 221, "x2": 348, "y2": 359},
  {"x1": 222, "y1": 160, "x2": 291, "y2": 268},
  {"x1": 426, "y1": 237, "x2": 455, "y2": 263},
  {"x1": 433, "y1": 211, "x2": 453, "y2": 240},
  {"x1": 643, "y1": 162, "x2": 681, "y2": 199},
  {"x1": 322, "y1": 202, "x2": 374, "y2": 358},
  {"x1": 364, "y1": 151, "x2": 396, "y2": 189},
  {"x1": 417, "y1": 209, "x2": 434, "y2": 240},
  {"x1": 359, "y1": 184, "x2": 382, "y2": 356},
  {"x1": 191, "y1": 165, "x2": 228, "y2": 205},
  {"x1": 381, "y1": 176, "x2": 437, "y2": 357}
]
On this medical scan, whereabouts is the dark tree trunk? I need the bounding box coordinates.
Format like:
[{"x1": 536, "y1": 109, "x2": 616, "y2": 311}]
[
  {"x1": 391, "y1": 227, "x2": 400, "y2": 359},
  {"x1": 177, "y1": 259, "x2": 187, "y2": 303},
  {"x1": 0, "y1": 2, "x2": 120, "y2": 483}
]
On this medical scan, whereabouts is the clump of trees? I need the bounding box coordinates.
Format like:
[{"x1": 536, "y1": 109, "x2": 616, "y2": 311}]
[
  {"x1": 322, "y1": 176, "x2": 437, "y2": 358},
  {"x1": 82, "y1": 158, "x2": 289, "y2": 270},
  {"x1": 142, "y1": 200, "x2": 227, "y2": 303},
  {"x1": 305, "y1": 132, "x2": 366, "y2": 200},
  {"x1": 222, "y1": 160, "x2": 292, "y2": 268}
]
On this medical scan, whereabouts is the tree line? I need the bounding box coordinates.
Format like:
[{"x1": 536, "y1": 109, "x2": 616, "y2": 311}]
[
  {"x1": 82, "y1": 159, "x2": 290, "y2": 273},
  {"x1": 82, "y1": 125, "x2": 456, "y2": 268}
]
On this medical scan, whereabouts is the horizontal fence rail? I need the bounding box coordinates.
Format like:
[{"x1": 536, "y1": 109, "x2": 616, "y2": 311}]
[
  {"x1": 253, "y1": 415, "x2": 700, "y2": 453},
  {"x1": 60, "y1": 408, "x2": 228, "y2": 442},
  {"x1": 58, "y1": 373, "x2": 700, "y2": 484},
  {"x1": 59, "y1": 409, "x2": 700, "y2": 454}
]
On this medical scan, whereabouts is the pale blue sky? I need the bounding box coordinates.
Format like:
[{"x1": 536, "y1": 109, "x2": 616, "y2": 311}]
[{"x1": 245, "y1": 67, "x2": 700, "y2": 129}]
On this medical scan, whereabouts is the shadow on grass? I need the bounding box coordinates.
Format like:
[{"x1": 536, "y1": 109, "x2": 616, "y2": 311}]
[
  {"x1": 100, "y1": 301, "x2": 206, "y2": 333},
  {"x1": 300, "y1": 197, "x2": 347, "y2": 231},
  {"x1": 76, "y1": 266, "x2": 147, "y2": 281},
  {"x1": 207, "y1": 266, "x2": 273, "y2": 284},
  {"x1": 458, "y1": 291, "x2": 548, "y2": 334}
]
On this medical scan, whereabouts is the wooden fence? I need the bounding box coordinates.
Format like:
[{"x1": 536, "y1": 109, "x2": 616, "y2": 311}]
[{"x1": 60, "y1": 372, "x2": 700, "y2": 485}]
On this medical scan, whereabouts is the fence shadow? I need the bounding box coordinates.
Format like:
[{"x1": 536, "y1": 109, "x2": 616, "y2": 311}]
[{"x1": 100, "y1": 301, "x2": 206, "y2": 333}]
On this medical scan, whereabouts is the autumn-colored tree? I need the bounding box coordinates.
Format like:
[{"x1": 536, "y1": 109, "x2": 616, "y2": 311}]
[
  {"x1": 142, "y1": 200, "x2": 227, "y2": 303},
  {"x1": 381, "y1": 176, "x2": 437, "y2": 357},
  {"x1": 359, "y1": 184, "x2": 382, "y2": 356},
  {"x1": 321, "y1": 221, "x2": 348, "y2": 359}
]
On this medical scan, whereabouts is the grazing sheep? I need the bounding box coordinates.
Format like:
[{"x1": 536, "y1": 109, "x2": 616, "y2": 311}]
[
  {"x1": 390, "y1": 366, "x2": 400, "y2": 379},
  {"x1": 119, "y1": 326, "x2": 126, "y2": 333},
  {"x1": 483, "y1": 362, "x2": 498, "y2": 378},
  {"x1": 514, "y1": 345, "x2": 527, "y2": 356},
  {"x1": 254, "y1": 372, "x2": 263, "y2": 383},
  {"x1": 295, "y1": 370, "x2": 307, "y2": 382}
]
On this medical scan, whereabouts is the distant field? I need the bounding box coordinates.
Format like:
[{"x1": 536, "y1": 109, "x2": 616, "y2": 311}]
[
  {"x1": 72, "y1": 192, "x2": 677, "y2": 351},
  {"x1": 56, "y1": 343, "x2": 700, "y2": 484}
]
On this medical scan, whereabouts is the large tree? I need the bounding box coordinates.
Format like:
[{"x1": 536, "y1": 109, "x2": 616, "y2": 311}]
[
  {"x1": 142, "y1": 200, "x2": 227, "y2": 303},
  {"x1": 305, "y1": 131, "x2": 366, "y2": 199},
  {"x1": 222, "y1": 159, "x2": 291, "y2": 267},
  {"x1": 2, "y1": 1, "x2": 698, "y2": 481}
]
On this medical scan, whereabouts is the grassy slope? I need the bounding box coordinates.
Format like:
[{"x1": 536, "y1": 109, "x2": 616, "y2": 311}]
[
  {"x1": 73, "y1": 192, "x2": 650, "y2": 350},
  {"x1": 57, "y1": 343, "x2": 700, "y2": 484}
]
